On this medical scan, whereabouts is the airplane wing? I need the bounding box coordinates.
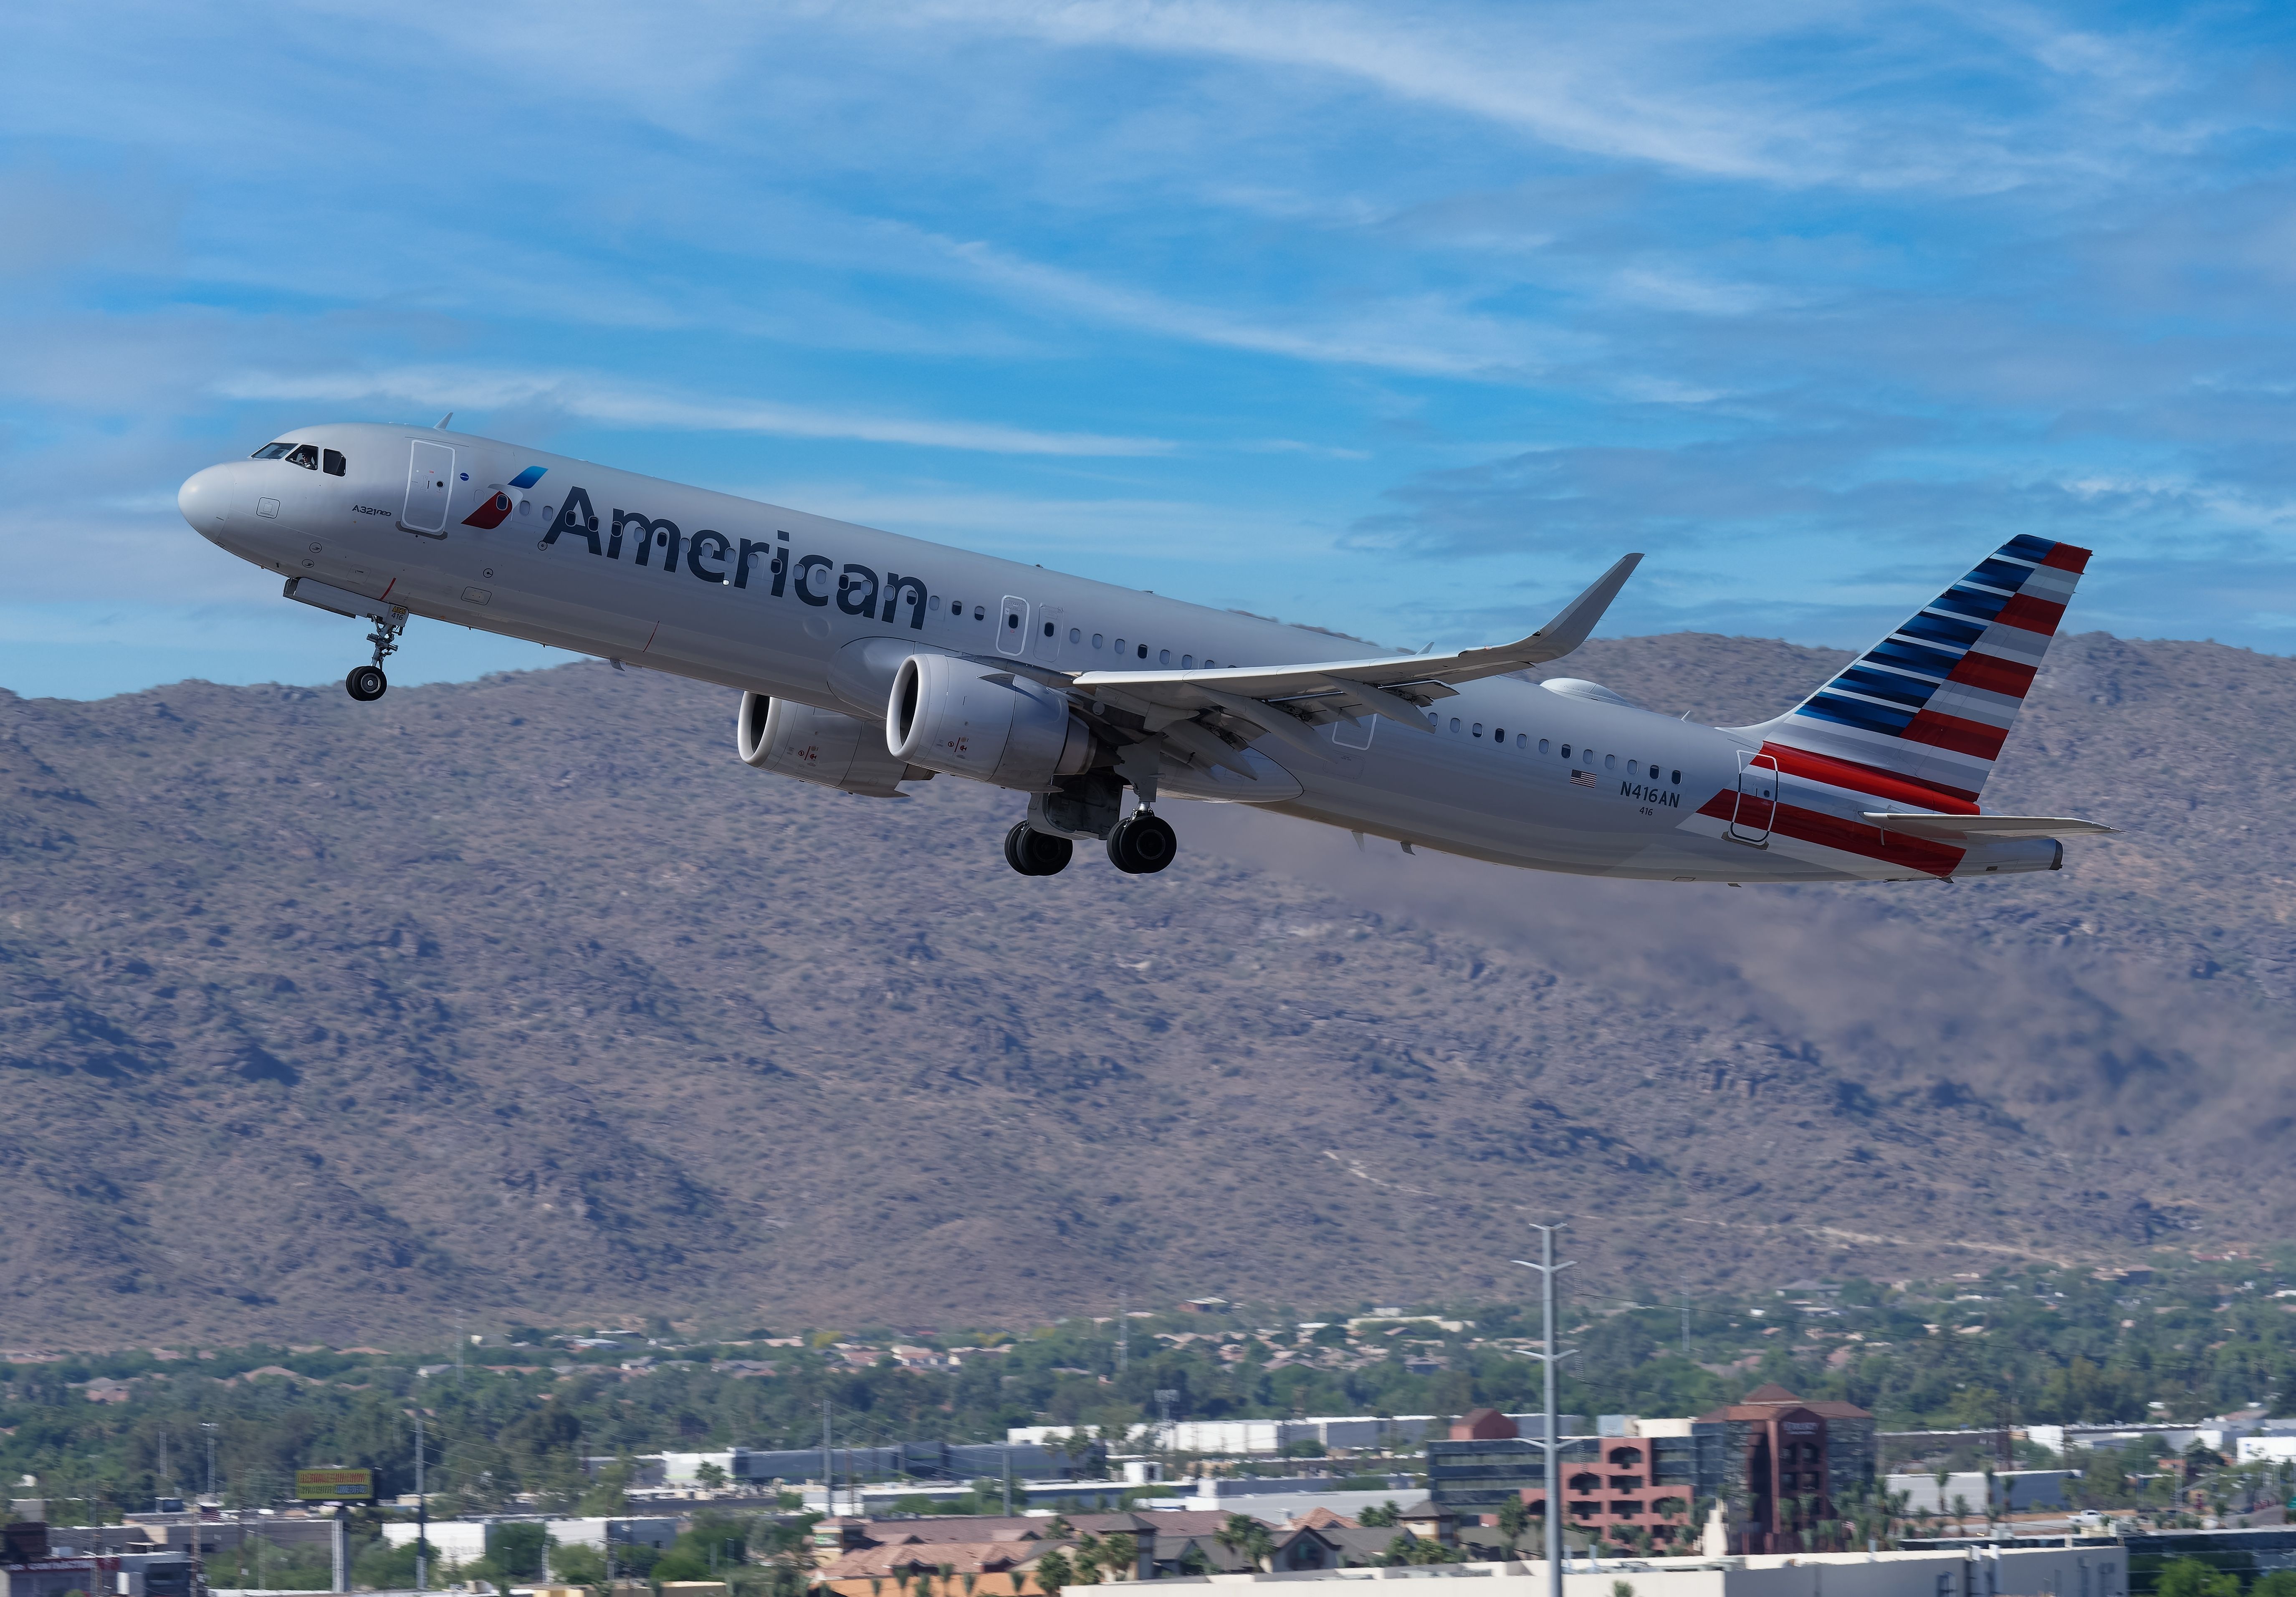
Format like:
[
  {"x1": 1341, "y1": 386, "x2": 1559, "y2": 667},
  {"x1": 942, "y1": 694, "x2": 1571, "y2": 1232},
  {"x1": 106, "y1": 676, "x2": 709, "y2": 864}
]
[
  {"x1": 1068, "y1": 554, "x2": 1643, "y2": 762},
  {"x1": 1862, "y1": 813, "x2": 2119, "y2": 840}
]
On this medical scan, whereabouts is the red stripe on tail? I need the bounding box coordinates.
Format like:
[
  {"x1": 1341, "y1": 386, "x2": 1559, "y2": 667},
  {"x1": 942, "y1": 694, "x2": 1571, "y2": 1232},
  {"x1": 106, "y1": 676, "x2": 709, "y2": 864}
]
[
  {"x1": 1946, "y1": 652, "x2": 2036, "y2": 699},
  {"x1": 1757, "y1": 742, "x2": 1981, "y2": 812},
  {"x1": 1995, "y1": 593, "x2": 2065, "y2": 635},
  {"x1": 1900, "y1": 711, "x2": 2009, "y2": 761},
  {"x1": 2041, "y1": 544, "x2": 2092, "y2": 573}
]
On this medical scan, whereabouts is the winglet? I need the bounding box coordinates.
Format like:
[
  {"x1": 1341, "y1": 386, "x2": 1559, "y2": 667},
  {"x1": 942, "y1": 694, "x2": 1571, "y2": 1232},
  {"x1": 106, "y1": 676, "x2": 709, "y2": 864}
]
[
  {"x1": 1525, "y1": 553, "x2": 1642, "y2": 662},
  {"x1": 435, "y1": 411, "x2": 454, "y2": 430}
]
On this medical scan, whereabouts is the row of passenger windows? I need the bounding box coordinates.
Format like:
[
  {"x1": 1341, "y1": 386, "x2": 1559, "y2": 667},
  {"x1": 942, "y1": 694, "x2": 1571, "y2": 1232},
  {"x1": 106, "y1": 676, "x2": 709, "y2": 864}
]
[
  {"x1": 1439, "y1": 715, "x2": 1684, "y2": 784},
  {"x1": 933, "y1": 595, "x2": 1223, "y2": 668},
  {"x1": 252, "y1": 441, "x2": 348, "y2": 476}
]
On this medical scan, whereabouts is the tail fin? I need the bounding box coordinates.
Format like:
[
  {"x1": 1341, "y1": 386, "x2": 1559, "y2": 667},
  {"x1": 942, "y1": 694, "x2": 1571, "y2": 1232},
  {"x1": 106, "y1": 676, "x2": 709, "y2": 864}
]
[{"x1": 1735, "y1": 536, "x2": 2089, "y2": 811}]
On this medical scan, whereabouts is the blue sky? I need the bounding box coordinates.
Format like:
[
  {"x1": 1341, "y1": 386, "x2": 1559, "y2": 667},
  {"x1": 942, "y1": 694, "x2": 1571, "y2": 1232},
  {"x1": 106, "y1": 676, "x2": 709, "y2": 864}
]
[{"x1": 6, "y1": 0, "x2": 2295, "y2": 698}]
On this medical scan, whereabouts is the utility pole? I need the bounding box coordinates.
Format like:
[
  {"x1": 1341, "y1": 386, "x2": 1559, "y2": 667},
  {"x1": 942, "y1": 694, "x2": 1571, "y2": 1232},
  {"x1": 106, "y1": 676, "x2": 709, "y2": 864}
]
[
  {"x1": 1682, "y1": 1280, "x2": 1692, "y2": 1362},
  {"x1": 822, "y1": 1401, "x2": 834, "y2": 1517},
  {"x1": 1001, "y1": 1446, "x2": 1013, "y2": 1517},
  {"x1": 414, "y1": 1410, "x2": 428, "y2": 1593},
  {"x1": 202, "y1": 1422, "x2": 218, "y2": 1503},
  {"x1": 1515, "y1": 1223, "x2": 1575, "y2": 1597},
  {"x1": 331, "y1": 1504, "x2": 348, "y2": 1594},
  {"x1": 1116, "y1": 1296, "x2": 1129, "y2": 1379}
]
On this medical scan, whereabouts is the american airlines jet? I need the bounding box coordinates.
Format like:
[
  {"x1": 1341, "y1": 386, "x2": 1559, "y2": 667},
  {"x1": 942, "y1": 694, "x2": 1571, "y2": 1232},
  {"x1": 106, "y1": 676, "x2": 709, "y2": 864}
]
[{"x1": 177, "y1": 423, "x2": 2112, "y2": 881}]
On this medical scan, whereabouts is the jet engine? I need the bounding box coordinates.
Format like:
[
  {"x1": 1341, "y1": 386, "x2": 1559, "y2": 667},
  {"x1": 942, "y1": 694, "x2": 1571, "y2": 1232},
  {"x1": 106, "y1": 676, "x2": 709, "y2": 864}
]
[
  {"x1": 887, "y1": 652, "x2": 1097, "y2": 790},
  {"x1": 736, "y1": 692, "x2": 929, "y2": 797}
]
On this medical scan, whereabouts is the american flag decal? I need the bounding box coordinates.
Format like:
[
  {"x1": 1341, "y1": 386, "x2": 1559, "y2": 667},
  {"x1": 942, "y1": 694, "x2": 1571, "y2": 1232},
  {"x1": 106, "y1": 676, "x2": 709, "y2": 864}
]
[{"x1": 1570, "y1": 769, "x2": 1599, "y2": 788}]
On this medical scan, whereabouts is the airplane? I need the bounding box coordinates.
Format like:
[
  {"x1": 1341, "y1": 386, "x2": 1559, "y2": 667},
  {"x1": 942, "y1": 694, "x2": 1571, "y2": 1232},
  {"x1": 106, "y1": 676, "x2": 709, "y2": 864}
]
[{"x1": 177, "y1": 421, "x2": 2114, "y2": 882}]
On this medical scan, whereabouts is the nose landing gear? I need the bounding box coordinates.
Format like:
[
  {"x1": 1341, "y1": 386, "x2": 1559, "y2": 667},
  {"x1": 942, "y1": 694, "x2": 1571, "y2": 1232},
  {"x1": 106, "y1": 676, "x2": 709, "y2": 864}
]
[{"x1": 344, "y1": 609, "x2": 407, "y2": 702}]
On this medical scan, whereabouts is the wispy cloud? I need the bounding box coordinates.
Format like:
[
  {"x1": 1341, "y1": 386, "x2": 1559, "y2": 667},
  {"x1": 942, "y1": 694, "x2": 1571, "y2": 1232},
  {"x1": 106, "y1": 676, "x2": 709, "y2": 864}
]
[{"x1": 211, "y1": 369, "x2": 1175, "y2": 457}]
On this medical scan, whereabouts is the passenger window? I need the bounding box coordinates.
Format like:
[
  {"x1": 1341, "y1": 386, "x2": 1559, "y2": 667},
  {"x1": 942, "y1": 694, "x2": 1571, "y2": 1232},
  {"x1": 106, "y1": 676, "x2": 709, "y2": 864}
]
[
  {"x1": 251, "y1": 442, "x2": 292, "y2": 459},
  {"x1": 1671, "y1": 769, "x2": 1682, "y2": 785},
  {"x1": 974, "y1": 605, "x2": 986, "y2": 620},
  {"x1": 1628, "y1": 760, "x2": 1639, "y2": 776},
  {"x1": 1494, "y1": 726, "x2": 1505, "y2": 742},
  {"x1": 1114, "y1": 637, "x2": 1125, "y2": 654},
  {"x1": 1559, "y1": 743, "x2": 1570, "y2": 758},
  {"x1": 1449, "y1": 717, "x2": 1461, "y2": 733},
  {"x1": 1092, "y1": 633, "x2": 1103, "y2": 648},
  {"x1": 322, "y1": 448, "x2": 347, "y2": 476},
  {"x1": 1042, "y1": 620, "x2": 1054, "y2": 637},
  {"x1": 1137, "y1": 644, "x2": 1148, "y2": 659},
  {"x1": 1069, "y1": 627, "x2": 1081, "y2": 643},
  {"x1": 1181, "y1": 654, "x2": 1193, "y2": 668},
  {"x1": 1158, "y1": 648, "x2": 1171, "y2": 665},
  {"x1": 285, "y1": 444, "x2": 319, "y2": 469},
  {"x1": 1007, "y1": 612, "x2": 1021, "y2": 631},
  {"x1": 1204, "y1": 659, "x2": 1215, "y2": 668},
  {"x1": 1604, "y1": 754, "x2": 1616, "y2": 771},
  {"x1": 1539, "y1": 739, "x2": 1550, "y2": 754},
  {"x1": 1472, "y1": 723, "x2": 1483, "y2": 737},
  {"x1": 1516, "y1": 733, "x2": 1527, "y2": 748}
]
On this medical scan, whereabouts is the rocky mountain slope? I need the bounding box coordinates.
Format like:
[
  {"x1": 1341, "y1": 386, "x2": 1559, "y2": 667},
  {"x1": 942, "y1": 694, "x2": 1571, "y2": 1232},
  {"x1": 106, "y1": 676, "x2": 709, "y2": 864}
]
[{"x1": 1, "y1": 630, "x2": 2290, "y2": 1346}]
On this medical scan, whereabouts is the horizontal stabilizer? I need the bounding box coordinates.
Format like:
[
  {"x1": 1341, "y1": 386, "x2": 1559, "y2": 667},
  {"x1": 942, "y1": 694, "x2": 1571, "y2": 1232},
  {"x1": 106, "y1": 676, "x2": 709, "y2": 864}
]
[{"x1": 1861, "y1": 813, "x2": 2118, "y2": 840}]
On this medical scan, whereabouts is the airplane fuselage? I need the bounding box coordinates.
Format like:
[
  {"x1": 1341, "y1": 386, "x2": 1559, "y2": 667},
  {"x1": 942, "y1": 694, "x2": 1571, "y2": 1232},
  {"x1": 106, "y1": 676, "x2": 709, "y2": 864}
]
[{"x1": 177, "y1": 423, "x2": 2063, "y2": 883}]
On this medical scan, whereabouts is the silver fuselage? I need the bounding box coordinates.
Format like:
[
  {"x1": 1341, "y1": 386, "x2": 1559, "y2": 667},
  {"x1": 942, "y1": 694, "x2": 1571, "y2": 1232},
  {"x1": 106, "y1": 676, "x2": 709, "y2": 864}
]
[{"x1": 177, "y1": 423, "x2": 2054, "y2": 882}]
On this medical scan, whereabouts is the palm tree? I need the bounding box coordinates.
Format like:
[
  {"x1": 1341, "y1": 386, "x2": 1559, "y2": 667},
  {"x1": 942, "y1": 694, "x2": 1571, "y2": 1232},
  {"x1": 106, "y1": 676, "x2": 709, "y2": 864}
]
[
  {"x1": 1951, "y1": 1495, "x2": 1971, "y2": 1538},
  {"x1": 1072, "y1": 1535, "x2": 1104, "y2": 1586},
  {"x1": 1032, "y1": 1550, "x2": 1073, "y2": 1597},
  {"x1": 1214, "y1": 1515, "x2": 1271, "y2": 1573}
]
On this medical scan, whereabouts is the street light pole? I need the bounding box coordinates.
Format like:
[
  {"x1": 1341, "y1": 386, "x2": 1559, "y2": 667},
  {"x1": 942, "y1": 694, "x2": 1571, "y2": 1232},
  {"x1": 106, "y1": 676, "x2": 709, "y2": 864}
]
[
  {"x1": 414, "y1": 1410, "x2": 428, "y2": 1594},
  {"x1": 1515, "y1": 1223, "x2": 1575, "y2": 1597}
]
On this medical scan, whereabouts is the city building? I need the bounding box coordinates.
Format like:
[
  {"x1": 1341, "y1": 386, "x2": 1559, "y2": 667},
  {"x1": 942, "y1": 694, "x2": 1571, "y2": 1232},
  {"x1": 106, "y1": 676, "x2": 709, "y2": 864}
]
[
  {"x1": 1135, "y1": 1544, "x2": 2125, "y2": 1597},
  {"x1": 1425, "y1": 1385, "x2": 1878, "y2": 1557},
  {"x1": 0, "y1": 1524, "x2": 196, "y2": 1597}
]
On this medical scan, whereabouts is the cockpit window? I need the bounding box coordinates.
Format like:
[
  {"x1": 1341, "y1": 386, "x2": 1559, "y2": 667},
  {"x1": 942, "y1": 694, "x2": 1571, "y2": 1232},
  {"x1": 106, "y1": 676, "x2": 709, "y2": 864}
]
[
  {"x1": 284, "y1": 444, "x2": 320, "y2": 469},
  {"x1": 322, "y1": 448, "x2": 347, "y2": 476},
  {"x1": 251, "y1": 442, "x2": 292, "y2": 459}
]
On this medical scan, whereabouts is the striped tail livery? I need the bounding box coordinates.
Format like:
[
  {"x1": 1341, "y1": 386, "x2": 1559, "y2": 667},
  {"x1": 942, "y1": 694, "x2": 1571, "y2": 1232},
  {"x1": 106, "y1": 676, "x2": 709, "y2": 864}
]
[{"x1": 1711, "y1": 536, "x2": 2116, "y2": 880}]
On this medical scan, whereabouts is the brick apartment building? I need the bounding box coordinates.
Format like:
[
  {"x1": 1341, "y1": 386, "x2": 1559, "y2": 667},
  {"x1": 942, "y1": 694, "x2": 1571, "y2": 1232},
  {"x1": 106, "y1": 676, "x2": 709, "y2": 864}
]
[{"x1": 1426, "y1": 1385, "x2": 1877, "y2": 1555}]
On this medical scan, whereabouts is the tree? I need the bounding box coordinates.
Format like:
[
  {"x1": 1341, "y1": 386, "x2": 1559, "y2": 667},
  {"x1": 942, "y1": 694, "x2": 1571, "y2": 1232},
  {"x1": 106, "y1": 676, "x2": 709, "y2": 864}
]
[
  {"x1": 2157, "y1": 1559, "x2": 2239, "y2": 1597},
  {"x1": 1496, "y1": 1498, "x2": 1530, "y2": 1557},
  {"x1": 1033, "y1": 1550, "x2": 1073, "y2": 1595},
  {"x1": 1950, "y1": 1495, "x2": 1970, "y2": 1538},
  {"x1": 697, "y1": 1463, "x2": 730, "y2": 1491},
  {"x1": 1101, "y1": 1534, "x2": 1138, "y2": 1582},
  {"x1": 1072, "y1": 1535, "x2": 1105, "y2": 1585},
  {"x1": 1214, "y1": 1516, "x2": 1272, "y2": 1573},
  {"x1": 1360, "y1": 1501, "x2": 1401, "y2": 1529}
]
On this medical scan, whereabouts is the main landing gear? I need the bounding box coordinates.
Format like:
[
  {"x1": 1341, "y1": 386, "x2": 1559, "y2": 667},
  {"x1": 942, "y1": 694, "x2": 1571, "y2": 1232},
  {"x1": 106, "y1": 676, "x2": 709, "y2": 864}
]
[
  {"x1": 1001, "y1": 809, "x2": 1178, "y2": 877},
  {"x1": 1004, "y1": 821, "x2": 1074, "y2": 876},
  {"x1": 344, "y1": 609, "x2": 407, "y2": 702},
  {"x1": 1106, "y1": 810, "x2": 1176, "y2": 875}
]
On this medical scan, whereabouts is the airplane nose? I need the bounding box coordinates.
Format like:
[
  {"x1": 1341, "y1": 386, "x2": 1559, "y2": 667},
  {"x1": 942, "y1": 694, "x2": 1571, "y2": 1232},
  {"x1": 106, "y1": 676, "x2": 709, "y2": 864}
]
[{"x1": 178, "y1": 464, "x2": 230, "y2": 530}]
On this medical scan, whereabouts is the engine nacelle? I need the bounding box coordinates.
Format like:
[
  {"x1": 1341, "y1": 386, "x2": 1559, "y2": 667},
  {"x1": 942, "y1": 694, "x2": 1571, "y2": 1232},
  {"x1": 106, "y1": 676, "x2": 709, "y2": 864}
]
[
  {"x1": 887, "y1": 652, "x2": 1096, "y2": 790},
  {"x1": 736, "y1": 692, "x2": 928, "y2": 798}
]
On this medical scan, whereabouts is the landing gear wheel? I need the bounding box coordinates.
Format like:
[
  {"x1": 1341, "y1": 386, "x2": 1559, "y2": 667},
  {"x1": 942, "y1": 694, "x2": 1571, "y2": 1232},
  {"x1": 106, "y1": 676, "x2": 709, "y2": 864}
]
[
  {"x1": 345, "y1": 664, "x2": 389, "y2": 701},
  {"x1": 1106, "y1": 811, "x2": 1177, "y2": 875},
  {"x1": 1003, "y1": 821, "x2": 1074, "y2": 877}
]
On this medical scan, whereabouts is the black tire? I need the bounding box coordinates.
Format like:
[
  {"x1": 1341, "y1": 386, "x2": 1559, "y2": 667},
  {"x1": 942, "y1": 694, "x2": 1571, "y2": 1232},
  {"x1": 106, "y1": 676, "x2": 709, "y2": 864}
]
[
  {"x1": 1003, "y1": 821, "x2": 1072, "y2": 876},
  {"x1": 1107, "y1": 811, "x2": 1177, "y2": 875},
  {"x1": 345, "y1": 665, "x2": 388, "y2": 702}
]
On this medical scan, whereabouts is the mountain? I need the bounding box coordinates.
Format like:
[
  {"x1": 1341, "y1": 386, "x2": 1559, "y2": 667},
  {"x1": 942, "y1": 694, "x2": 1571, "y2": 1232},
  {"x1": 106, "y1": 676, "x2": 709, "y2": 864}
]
[{"x1": 1, "y1": 630, "x2": 2291, "y2": 1347}]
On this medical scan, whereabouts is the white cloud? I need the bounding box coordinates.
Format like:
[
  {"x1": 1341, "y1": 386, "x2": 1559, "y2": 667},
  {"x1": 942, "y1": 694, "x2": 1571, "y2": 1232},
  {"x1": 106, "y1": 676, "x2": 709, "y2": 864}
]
[{"x1": 211, "y1": 368, "x2": 1175, "y2": 458}]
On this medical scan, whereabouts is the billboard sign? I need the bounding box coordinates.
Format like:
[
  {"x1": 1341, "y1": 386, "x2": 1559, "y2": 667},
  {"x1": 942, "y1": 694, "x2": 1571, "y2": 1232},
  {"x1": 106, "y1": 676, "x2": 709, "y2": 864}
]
[{"x1": 294, "y1": 1468, "x2": 375, "y2": 1502}]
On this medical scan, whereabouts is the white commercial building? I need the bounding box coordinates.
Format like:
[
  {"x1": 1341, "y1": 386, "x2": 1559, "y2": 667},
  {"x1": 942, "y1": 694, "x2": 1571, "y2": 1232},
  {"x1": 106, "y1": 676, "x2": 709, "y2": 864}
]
[
  {"x1": 1011, "y1": 1416, "x2": 1576, "y2": 1455},
  {"x1": 379, "y1": 1518, "x2": 679, "y2": 1562},
  {"x1": 1886, "y1": 1471, "x2": 2077, "y2": 1514},
  {"x1": 1127, "y1": 1546, "x2": 2124, "y2": 1597}
]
